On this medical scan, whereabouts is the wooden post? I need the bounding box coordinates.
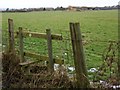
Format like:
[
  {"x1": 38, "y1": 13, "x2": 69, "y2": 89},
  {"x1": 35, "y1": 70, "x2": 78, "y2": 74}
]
[
  {"x1": 118, "y1": 10, "x2": 120, "y2": 84},
  {"x1": 46, "y1": 29, "x2": 54, "y2": 72},
  {"x1": 70, "y1": 22, "x2": 89, "y2": 88},
  {"x1": 118, "y1": 42, "x2": 120, "y2": 84},
  {"x1": 8, "y1": 19, "x2": 15, "y2": 52},
  {"x1": 74, "y1": 23, "x2": 88, "y2": 76},
  {"x1": 117, "y1": 44, "x2": 120, "y2": 83},
  {"x1": 19, "y1": 27, "x2": 25, "y2": 62},
  {"x1": 118, "y1": 15, "x2": 120, "y2": 84}
]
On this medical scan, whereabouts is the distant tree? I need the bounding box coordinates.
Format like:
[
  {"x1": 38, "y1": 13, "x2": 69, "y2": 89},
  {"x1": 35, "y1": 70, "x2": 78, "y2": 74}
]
[
  {"x1": 6, "y1": 8, "x2": 9, "y2": 11},
  {"x1": 43, "y1": 8, "x2": 46, "y2": 11},
  {"x1": 60, "y1": 6, "x2": 63, "y2": 9}
]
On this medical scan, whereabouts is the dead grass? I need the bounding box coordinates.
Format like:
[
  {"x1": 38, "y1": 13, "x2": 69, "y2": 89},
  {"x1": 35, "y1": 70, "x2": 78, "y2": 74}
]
[{"x1": 2, "y1": 52, "x2": 75, "y2": 88}]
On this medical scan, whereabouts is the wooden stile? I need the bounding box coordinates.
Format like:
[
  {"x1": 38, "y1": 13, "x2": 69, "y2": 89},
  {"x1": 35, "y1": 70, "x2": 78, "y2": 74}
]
[{"x1": 7, "y1": 19, "x2": 64, "y2": 76}]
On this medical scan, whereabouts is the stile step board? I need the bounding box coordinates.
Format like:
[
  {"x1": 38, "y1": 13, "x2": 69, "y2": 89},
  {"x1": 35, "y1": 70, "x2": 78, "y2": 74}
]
[
  {"x1": 19, "y1": 60, "x2": 40, "y2": 66},
  {"x1": 19, "y1": 52, "x2": 64, "y2": 66},
  {"x1": 24, "y1": 52, "x2": 64, "y2": 65}
]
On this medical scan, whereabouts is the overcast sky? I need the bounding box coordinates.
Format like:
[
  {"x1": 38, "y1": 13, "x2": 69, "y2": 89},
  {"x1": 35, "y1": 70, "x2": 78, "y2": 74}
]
[{"x1": 0, "y1": 0, "x2": 120, "y2": 9}]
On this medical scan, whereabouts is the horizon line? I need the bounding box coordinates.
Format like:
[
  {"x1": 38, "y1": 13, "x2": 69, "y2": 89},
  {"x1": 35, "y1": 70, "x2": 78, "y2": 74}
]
[{"x1": 0, "y1": 4, "x2": 118, "y2": 9}]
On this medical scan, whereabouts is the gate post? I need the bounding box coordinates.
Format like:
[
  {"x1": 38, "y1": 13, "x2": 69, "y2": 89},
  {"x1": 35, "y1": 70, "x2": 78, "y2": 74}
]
[
  {"x1": 8, "y1": 19, "x2": 15, "y2": 52},
  {"x1": 18, "y1": 27, "x2": 25, "y2": 62},
  {"x1": 46, "y1": 29, "x2": 54, "y2": 72},
  {"x1": 70, "y1": 22, "x2": 89, "y2": 88}
]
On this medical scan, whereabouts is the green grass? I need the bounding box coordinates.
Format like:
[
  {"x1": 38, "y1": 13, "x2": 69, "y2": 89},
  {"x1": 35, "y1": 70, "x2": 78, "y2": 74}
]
[{"x1": 2, "y1": 10, "x2": 118, "y2": 69}]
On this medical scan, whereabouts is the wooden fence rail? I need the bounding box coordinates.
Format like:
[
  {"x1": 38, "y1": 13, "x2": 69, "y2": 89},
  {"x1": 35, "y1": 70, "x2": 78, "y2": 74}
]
[{"x1": 15, "y1": 31, "x2": 63, "y2": 40}]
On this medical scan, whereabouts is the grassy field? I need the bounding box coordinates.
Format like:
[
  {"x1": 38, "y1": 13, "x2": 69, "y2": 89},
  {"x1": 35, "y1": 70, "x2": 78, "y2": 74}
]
[{"x1": 2, "y1": 10, "x2": 118, "y2": 70}]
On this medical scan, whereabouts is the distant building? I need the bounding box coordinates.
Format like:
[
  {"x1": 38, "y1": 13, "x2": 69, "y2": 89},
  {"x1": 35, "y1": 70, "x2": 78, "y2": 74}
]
[
  {"x1": 67, "y1": 6, "x2": 77, "y2": 11},
  {"x1": 80, "y1": 7, "x2": 89, "y2": 10},
  {"x1": 45, "y1": 8, "x2": 54, "y2": 11},
  {"x1": 67, "y1": 6, "x2": 95, "y2": 11}
]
